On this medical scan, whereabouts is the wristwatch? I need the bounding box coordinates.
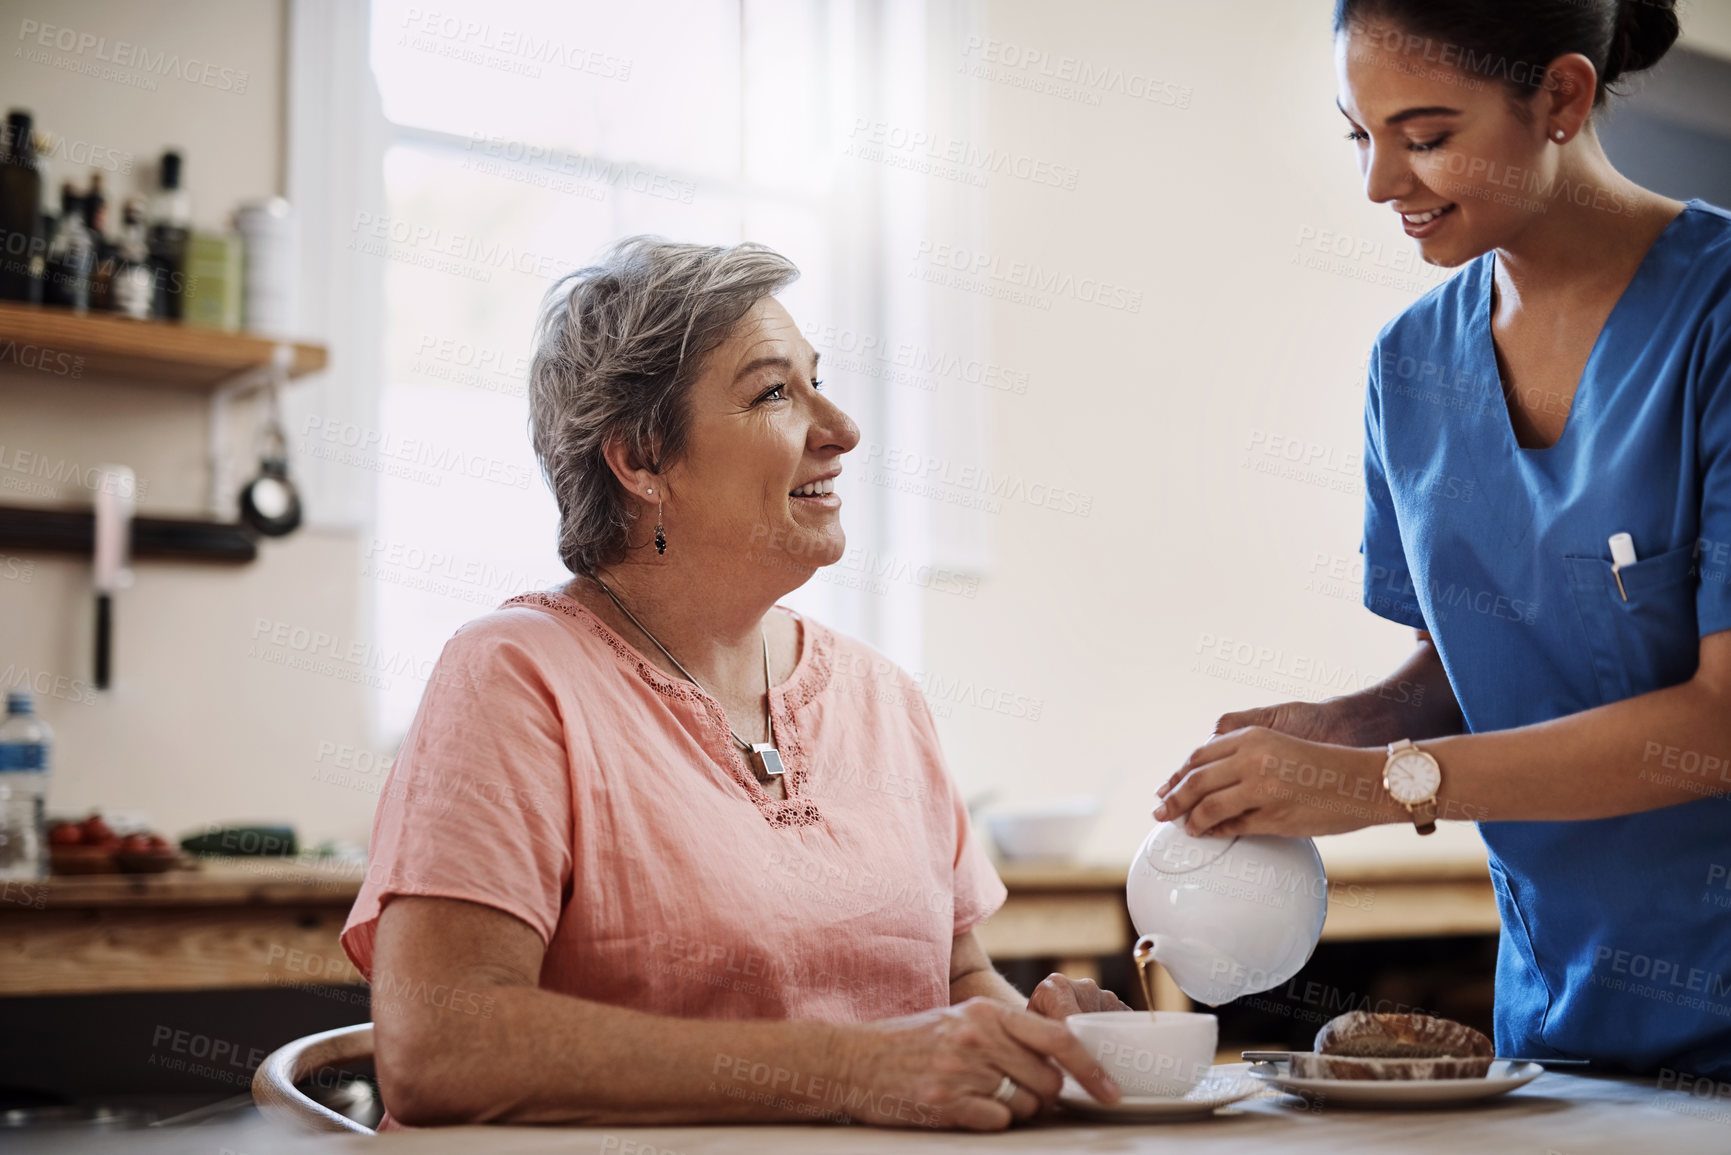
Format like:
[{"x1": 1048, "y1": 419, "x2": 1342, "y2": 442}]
[{"x1": 1383, "y1": 739, "x2": 1441, "y2": 835}]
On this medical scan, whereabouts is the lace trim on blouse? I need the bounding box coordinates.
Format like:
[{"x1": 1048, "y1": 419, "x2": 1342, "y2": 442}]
[{"x1": 502, "y1": 590, "x2": 831, "y2": 829}]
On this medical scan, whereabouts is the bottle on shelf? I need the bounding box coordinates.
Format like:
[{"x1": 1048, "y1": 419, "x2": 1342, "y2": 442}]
[
  {"x1": 85, "y1": 171, "x2": 117, "y2": 312},
  {"x1": 111, "y1": 196, "x2": 154, "y2": 320},
  {"x1": 0, "y1": 109, "x2": 44, "y2": 304},
  {"x1": 184, "y1": 228, "x2": 243, "y2": 331},
  {"x1": 43, "y1": 182, "x2": 94, "y2": 312},
  {"x1": 0, "y1": 690, "x2": 52, "y2": 882},
  {"x1": 31, "y1": 127, "x2": 52, "y2": 285},
  {"x1": 147, "y1": 149, "x2": 190, "y2": 321},
  {"x1": 236, "y1": 198, "x2": 298, "y2": 336}
]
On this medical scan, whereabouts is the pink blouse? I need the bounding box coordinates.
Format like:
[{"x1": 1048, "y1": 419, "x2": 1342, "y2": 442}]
[{"x1": 342, "y1": 587, "x2": 1005, "y2": 1043}]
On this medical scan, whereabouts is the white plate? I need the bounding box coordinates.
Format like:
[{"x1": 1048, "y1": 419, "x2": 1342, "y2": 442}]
[
  {"x1": 1248, "y1": 1058, "x2": 1544, "y2": 1107},
  {"x1": 1059, "y1": 1065, "x2": 1265, "y2": 1121}
]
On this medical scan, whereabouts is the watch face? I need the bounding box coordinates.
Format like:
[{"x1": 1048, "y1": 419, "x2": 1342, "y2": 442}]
[{"x1": 1386, "y1": 751, "x2": 1441, "y2": 804}]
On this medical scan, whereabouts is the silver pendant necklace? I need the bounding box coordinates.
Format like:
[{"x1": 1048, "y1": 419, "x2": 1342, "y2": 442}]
[{"x1": 589, "y1": 575, "x2": 785, "y2": 782}]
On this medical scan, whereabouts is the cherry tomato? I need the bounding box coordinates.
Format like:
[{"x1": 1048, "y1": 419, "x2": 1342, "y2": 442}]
[{"x1": 48, "y1": 822, "x2": 83, "y2": 846}]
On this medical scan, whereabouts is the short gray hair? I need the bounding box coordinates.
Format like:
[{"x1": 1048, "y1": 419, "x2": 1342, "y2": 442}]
[{"x1": 528, "y1": 236, "x2": 800, "y2": 574}]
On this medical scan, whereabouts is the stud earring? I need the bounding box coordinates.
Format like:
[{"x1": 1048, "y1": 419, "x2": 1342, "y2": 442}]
[{"x1": 1553, "y1": 129, "x2": 1566, "y2": 142}]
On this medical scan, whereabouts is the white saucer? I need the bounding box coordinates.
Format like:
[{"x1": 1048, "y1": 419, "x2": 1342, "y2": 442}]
[
  {"x1": 1059, "y1": 1065, "x2": 1264, "y2": 1121},
  {"x1": 1247, "y1": 1058, "x2": 1544, "y2": 1107}
]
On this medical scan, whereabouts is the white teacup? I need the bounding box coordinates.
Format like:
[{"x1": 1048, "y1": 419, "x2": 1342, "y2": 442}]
[{"x1": 1066, "y1": 1010, "x2": 1218, "y2": 1098}]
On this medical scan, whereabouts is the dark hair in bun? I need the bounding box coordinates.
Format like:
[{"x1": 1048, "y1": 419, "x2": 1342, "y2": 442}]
[
  {"x1": 1604, "y1": 0, "x2": 1680, "y2": 87},
  {"x1": 1333, "y1": 0, "x2": 1680, "y2": 106}
]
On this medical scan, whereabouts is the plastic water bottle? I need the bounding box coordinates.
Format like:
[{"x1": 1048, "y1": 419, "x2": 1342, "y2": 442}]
[{"x1": 0, "y1": 689, "x2": 51, "y2": 880}]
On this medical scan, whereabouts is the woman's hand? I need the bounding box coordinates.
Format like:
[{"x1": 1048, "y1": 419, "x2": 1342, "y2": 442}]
[
  {"x1": 1203, "y1": 699, "x2": 1341, "y2": 746},
  {"x1": 1152, "y1": 726, "x2": 1400, "y2": 837},
  {"x1": 836, "y1": 997, "x2": 1120, "y2": 1130},
  {"x1": 1027, "y1": 974, "x2": 1130, "y2": 1020}
]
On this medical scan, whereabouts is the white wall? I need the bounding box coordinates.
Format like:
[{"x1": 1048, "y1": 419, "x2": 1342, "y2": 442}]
[
  {"x1": 921, "y1": 0, "x2": 1731, "y2": 868},
  {"x1": 3, "y1": 0, "x2": 283, "y2": 230},
  {"x1": 1683, "y1": 0, "x2": 1731, "y2": 61},
  {"x1": 0, "y1": 0, "x2": 381, "y2": 845}
]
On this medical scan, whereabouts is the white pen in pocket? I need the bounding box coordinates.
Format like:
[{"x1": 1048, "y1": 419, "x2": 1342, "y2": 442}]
[{"x1": 1608, "y1": 533, "x2": 1637, "y2": 602}]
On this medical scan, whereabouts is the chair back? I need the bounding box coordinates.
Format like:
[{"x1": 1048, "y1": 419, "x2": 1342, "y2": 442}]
[{"x1": 251, "y1": 1022, "x2": 376, "y2": 1134}]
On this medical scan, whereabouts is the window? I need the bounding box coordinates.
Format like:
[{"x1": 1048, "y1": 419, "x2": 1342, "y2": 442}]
[{"x1": 344, "y1": 0, "x2": 978, "y2": 741}]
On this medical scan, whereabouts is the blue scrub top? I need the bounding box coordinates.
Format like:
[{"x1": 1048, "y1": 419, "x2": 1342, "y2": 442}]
[{"x1": 1361, "y1": 199, "x2": 1731, "y2": 1079}]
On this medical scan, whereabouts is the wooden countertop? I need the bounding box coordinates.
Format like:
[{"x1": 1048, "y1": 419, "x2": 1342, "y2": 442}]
[
  {"x1": 17, "y1": 849, "x2": 1489, "y2": 910},
  {"x1": 997, "y1": 836, "x2": 1492, "y2": 889},
  {"x1": 996, "y1": 857, "x2": 1490, "y2": 887},
  {"x1": 0, "y1": 858, "x2": 370, "y2": 996},
  {"x1": 10, "y1": 857, "x2": 365, "y2": 909},
  {"x1": 0, "y1": 852, "x2": 1495, "y2": 998},
  {"x1": 53, "y1": 1070, "x2": 1731, "y2": 1154}
]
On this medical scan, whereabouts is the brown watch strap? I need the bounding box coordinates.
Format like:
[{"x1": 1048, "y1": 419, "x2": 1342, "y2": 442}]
[{"x1": 1411, "y1": 798, "x2": 1438, "y2": 835}]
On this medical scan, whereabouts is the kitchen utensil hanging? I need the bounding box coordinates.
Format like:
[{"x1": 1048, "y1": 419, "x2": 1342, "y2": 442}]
[
  {"x1": 92, "y1": 464, "x2": 136, "y2": 691},
  {"x1": 237, "y1": 365, "x2": 302, "y2": 538}
]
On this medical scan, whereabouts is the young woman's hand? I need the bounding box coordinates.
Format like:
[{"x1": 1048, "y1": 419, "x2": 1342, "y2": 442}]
[
  {"x1": 835, "y1": 997, "x2": 1121, "y2": 1130},
  {"x1": 1153, "y1": 726, "x2": 1401, "y2": 837}
]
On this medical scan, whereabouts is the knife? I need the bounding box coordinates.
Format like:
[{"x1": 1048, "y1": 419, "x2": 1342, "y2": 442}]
[{"x1": 93, "y1": 464, "x2": 136, "y2": 691}]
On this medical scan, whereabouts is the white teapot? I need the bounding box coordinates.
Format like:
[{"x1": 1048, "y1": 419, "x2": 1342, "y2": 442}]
[{"x1": 1125, "y1": 822, "x2": 1328, "y2": 1006}]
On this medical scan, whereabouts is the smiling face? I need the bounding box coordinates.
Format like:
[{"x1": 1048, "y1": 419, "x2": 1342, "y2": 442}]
[
  {"x1": 1335, "y1": 21, "x2": 1564, "y2": 267},
  {"x1": 657, "y1": 296, "x2": 860, "y2": 574}
]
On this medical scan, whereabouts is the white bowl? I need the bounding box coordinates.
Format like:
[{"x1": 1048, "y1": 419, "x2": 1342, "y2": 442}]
[
  {"x1": 986, "y1": 797, "x2": 1100, "y2": 862},
  {"x1": 1067, "y1": 1010, "x2": 1219, "y2": 1097}
]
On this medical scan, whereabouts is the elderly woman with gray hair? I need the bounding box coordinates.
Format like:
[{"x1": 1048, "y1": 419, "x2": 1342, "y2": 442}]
[{"x1": 340, "y1": 237, "x2": 1125, "y2": 1132}]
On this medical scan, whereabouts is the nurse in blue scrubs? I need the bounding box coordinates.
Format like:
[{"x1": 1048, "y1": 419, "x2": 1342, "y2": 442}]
[{"x1": 1154, "y1": 0, "x2": 1731, "y2": 1080}]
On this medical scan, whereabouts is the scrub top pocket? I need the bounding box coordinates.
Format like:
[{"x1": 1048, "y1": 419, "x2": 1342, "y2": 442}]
[{"x1": 1561, "y1": 543, "x2": 1700, "y2": 705}]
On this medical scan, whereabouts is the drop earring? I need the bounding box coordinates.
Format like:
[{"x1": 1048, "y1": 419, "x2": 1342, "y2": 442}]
[{"x1": 647, "y1": 487, "x2": 666, "y2": 555}]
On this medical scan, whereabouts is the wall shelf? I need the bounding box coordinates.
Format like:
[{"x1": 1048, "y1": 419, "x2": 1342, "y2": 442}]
[
  {"x1": 0, "y1": 301, "x2": 326, "y2": 391},
  {"x1": 0, "y1": 300, "x2": 332, "y2": 527}
]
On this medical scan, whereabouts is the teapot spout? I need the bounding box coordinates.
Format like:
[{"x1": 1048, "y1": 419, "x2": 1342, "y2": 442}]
[
  {"x1": 1137, "y1": 931, "x2": 1210, "y2": 973},
  {"x1": 1133, "y1": 933, "x2": 1167, "y2": 967},
  {"x1": 1133, "y1": 933, "x2": 1247, "y2": 1007},
  {"x1": 1131, "y1": 934, "x2": 1168, "y2": 1010}
]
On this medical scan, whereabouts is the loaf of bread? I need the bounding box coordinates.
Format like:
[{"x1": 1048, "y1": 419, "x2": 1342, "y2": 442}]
[
  {"x1": 1315, "y1": 1012, "x2": 1493, "y2": 1059},
  {"x1": 1289, "y1": 1012, "x2": 1494, "y2": 1081}
]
